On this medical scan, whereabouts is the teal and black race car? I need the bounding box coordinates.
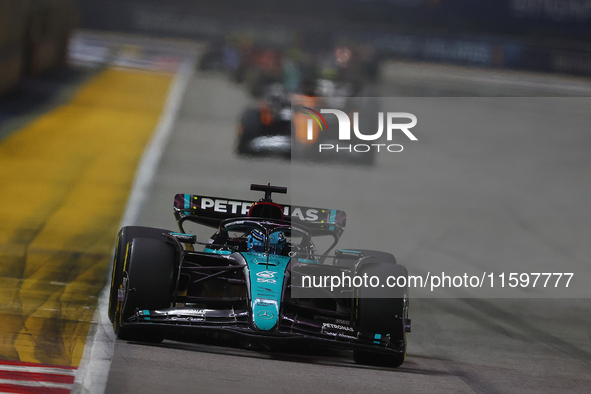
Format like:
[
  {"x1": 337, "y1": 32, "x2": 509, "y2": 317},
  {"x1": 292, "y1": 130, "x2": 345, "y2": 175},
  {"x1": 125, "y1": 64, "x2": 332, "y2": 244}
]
[{"x1": 108, "y1": 184, "x2": 410, "y2": 367}]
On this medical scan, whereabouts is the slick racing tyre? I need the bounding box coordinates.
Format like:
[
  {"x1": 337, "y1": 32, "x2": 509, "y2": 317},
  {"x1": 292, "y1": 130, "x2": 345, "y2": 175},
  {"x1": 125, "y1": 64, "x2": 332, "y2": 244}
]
[
  {"x1": 353, "y1": 260, "x2": 408, "y2": 368},
  {"x1": 108, "y1": 226, "x2": 169, "y2": 323},
  {"x1": 113, "y1": 237, "x2": 176, "y2": 343},
  {"x1": 236, "y1": 108, "x2": 263, "y2": 155}
]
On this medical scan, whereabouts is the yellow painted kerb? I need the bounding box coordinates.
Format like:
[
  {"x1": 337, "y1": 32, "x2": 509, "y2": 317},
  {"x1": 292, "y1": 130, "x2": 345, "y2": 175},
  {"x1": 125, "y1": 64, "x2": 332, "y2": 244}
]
[{"x1": 0, "y1": 68, "x2": 173, "y2": 367}]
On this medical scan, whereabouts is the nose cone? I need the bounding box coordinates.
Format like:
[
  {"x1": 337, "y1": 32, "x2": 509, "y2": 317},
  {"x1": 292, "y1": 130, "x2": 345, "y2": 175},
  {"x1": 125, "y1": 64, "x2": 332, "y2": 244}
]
[
  {"x1": 242, "y1": 252, "x2": 291, "y2": 331},
  {"x1": 252, "y1": 298, "x2": 279, "y2": 331}
]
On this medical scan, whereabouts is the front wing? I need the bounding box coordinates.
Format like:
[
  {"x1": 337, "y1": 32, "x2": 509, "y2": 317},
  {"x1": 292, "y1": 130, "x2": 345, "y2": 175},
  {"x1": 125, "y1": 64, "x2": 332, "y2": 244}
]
[{"x1": 123, "y1": 307, "x2": 405, "y2": 355}]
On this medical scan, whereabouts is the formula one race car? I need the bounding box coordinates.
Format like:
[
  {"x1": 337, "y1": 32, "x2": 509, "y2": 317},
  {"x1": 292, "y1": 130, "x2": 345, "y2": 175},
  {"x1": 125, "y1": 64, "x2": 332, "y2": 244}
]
[
  {"x1": 108, "y1": 184, "x2": 410, "y2": 366},
  {"x1": 235, "y1": 82, "x2": 378, "y2": 165},
  {"x1": 235, "y1": 84, "x2": 292, "y2": 157}
]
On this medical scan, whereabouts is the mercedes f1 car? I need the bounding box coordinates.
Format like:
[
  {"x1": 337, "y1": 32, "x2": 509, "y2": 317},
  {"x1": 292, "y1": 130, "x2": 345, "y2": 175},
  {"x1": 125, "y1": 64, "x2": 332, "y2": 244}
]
[{"x1": 108, "y1": 184, "x2": 410, "y2": 367}]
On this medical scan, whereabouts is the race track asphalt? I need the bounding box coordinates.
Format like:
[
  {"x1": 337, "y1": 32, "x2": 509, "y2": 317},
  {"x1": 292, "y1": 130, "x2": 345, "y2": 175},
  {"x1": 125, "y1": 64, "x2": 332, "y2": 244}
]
[{"x1": 104, "y1": 64, "x2": 591, "y2": 394}]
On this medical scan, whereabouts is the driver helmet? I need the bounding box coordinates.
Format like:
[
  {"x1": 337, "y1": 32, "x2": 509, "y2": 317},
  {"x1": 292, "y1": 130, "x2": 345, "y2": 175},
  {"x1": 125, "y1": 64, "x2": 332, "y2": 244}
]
[{"x1": 247, "y1": 229, "x2": 287, "y2": 255}]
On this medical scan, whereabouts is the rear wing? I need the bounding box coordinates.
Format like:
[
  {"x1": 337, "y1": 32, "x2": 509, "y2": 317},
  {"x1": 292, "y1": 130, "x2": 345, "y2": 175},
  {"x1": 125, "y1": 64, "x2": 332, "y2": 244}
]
[{"x1": 173, "y1": 194, "x2": 346, "y2": 237}]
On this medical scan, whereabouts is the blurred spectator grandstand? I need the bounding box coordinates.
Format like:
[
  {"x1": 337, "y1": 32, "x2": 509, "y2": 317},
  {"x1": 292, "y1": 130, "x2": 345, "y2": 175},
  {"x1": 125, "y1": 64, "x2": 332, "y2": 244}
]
[
  {"x1": 0, "y1": 0, "x2": 77, "y2": 96},
  {"x1": 76, "y1": 0, "x2": 591, "y2": 77}
]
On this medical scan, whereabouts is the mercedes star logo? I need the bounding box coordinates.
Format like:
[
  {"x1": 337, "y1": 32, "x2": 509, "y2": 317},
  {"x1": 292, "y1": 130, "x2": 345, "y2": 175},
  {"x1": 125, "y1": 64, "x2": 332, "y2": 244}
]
[{"x1": 257, "y1": 310, "x2": 274, "y2": 319}]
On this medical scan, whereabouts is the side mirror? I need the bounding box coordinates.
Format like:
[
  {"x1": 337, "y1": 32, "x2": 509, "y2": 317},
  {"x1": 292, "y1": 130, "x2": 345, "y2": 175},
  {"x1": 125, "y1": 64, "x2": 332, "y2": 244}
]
[{"x1": 168, "y1": 232, "x2": 197, "y2": 244}]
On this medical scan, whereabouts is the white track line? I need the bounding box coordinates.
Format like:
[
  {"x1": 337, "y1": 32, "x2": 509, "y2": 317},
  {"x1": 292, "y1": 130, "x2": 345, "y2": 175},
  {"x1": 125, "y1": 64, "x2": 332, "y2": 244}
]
[
  {"x1": 0, "y1": 365, "x2": 75, "y2": 375},
  {"x1": 71, "y1": 55, "x2": 195, "y2": 394},
  {"x1": 0, "y1": 379, "x2": 73, "y2": 389}
]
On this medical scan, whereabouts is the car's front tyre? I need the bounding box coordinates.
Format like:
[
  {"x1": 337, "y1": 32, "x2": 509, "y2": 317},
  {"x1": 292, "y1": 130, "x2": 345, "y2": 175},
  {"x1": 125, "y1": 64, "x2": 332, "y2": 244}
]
[
  {"x1": 112, "y1": 237, "x2": 176, "y2": 343},
  {"x1": 108, "y1": 226, "x2": 169, "y2": 323},
  {"x1": 353, "y1": 261, "x2": 409, "y2": 367}
]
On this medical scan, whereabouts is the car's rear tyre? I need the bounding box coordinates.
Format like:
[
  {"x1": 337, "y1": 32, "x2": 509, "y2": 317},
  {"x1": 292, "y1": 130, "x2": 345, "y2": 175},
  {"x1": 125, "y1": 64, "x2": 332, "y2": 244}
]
[
  {"x1": 112, "y1": 237, "x2": 176, "y2": 343},
  {"x1": 108, "y1": 226, "x2": 169, "y2": 323},
  {"x1": 236, "y1": 108, "x2": 263, "y2": 155},
  {"x1": 353, "y1": 261, "x2": 408, "y2": 368}
]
